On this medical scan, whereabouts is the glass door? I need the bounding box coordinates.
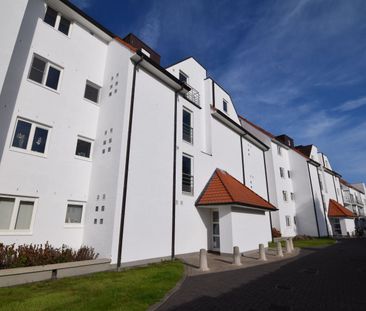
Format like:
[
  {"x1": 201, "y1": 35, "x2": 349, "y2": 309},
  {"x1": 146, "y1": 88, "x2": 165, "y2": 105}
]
[{"x1": 212, "y1": 210, "x2": 220, "y2": 252}]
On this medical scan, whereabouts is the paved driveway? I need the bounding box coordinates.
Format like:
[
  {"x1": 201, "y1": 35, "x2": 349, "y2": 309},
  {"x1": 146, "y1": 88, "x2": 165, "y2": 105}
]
[{"x1": 158, "y1": 239, "x2": 366, "y2": 311}]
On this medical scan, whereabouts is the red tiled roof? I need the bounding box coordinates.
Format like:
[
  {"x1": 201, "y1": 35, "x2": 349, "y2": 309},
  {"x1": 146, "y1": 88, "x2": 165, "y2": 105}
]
[
  {"x1": 196, "y1": 169, "x2": 277, "y2": 211},
  {"x1": 328, "y1": 199, "x2": 356, "y2": 218}
]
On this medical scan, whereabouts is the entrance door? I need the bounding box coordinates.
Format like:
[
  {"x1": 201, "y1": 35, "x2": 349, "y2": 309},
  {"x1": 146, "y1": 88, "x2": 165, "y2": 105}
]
[
  {"x1": 331, "y1": 218, "x2": 342, "y2": 235},
  {"x1": 212, "y1": 210, "x2": 220, "y2": 252}
]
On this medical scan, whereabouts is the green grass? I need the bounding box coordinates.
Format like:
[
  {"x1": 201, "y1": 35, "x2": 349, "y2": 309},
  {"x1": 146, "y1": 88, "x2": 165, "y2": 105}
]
[
  {"x1": 269, "y1": 237, "x2": 336, "y2": 249},
  {"x1": 0, "y1": 260, "x2": 184, "y2": 311}
]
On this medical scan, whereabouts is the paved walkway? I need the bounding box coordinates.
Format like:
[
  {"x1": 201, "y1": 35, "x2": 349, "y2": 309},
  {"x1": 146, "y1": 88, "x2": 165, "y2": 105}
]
[
  {"x1": 177, "y1": 246, "x2": 299, "y2": 276},
  {"x1": 158, "y1": 239, "x2": 366, "y2": 311}
]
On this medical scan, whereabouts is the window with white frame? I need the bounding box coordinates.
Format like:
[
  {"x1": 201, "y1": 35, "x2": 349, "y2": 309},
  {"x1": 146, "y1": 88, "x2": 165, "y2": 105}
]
[
  {"x1": 277, "y1": 145, "x2": 282, "y2": 156},
  {"x1": 291, "y1": 192, "x2": 295, "y2": 201},
  {"x1": 285, "y1": 215, "x2": 291, "y2": 227},
  {"x1": 11, "y1": 118, "x2": 50, "y2": 155},
  {"x1": 282, "y1": 190, "x2": 288, "y2": 202},
  {"x1": 28, "y1": 55, "x2": 62, "y2": 91},
  {"x1": 0, "y1": 196, "x2": 36, "y2": 231},
  {"x1": 279, "y1": 167, "x2": 285, "y2": 178},
  {"x1": 182, "y1": 108, "x2": 193, "y2": 144},
  {"x1": 182, "y1": 154, "x2": 194, "y2": 194},
  {"x1": 75, "y1": 137, "x2": 93, "y2": 159},
  {"x1": 84, "y1": 81, "x2": 101, "y2": 103},
  {"x1": 223, "y1": 100, "x2": 228, "y2": 113},
  {"x1": 65, "y1": 203, "x2": 84, "y2": 224},
  {"x1": 179, "y1": 71, "x2": 188, "y2": 84},
  {"x1": 44, "y1": 6, "x2": 71, "y2": 36}
]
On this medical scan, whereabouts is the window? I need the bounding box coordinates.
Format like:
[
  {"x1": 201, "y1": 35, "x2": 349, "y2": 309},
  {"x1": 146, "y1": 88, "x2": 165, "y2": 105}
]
[
  {"x1": 277, "y1": 145, "x2": 282, "y2": 156},
  {"x1": 44, "y1": 6, "x2": 71, "y2": 36},
  {"x1": 280, "y1": 167, "x2": 285, "y2": 178},
  {"x1": 179, "y1": 71, "x2": 188, "y2": 84},
  {"x1": 84, "y1": 81, "x2": 100, "y2": 103},
  {"x1": 223, "y1": 100, "x2": 228, "y2": 113},
  {"x1": 291, "y1": 192, "x2": 295, "y2": 201},
  {"x1": 285, "y1": 216, "x2": 291, "y2": 227},
  {"x1": 0, "y1": 196, "x2": 35, "y2": 231},
  {"x1": 287, "y1": 170, "x2": 291, "y2": 178},
  {"x1": 28, "y1": 55, "x2": 62, "y2": 91},
  {"x1": 293, "y1": 216, "x2": 297, "y2": 225},
  {"x1": 282, "y1": 190, "x2": 288, "y2": 202},
  {"x1": 11, "y1": 118, "x2": 50, "y2": 155},
  {"x1": 182, "y1": 108, "x2": 193, "y2": 144},
  {"x1": 182, "y1": 154, "x2": 193, "y2": 194},
  {"x1": 65, "y1": 203, "x2": 83, "y2": 224},
  {"x1": 75, "y1": 137, "x2": 92, "y2": 159}
]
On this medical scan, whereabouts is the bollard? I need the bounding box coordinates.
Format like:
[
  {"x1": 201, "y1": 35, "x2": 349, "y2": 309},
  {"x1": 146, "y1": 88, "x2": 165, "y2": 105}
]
[
  {"x1": 289, "y1": 238, "x2": 294, "y2": 251},
  {"x1": 199, "y1": 249, "x2": 209, "y2": 271},
  {"x1": 259, "y1": 244, "x2": 267, "y2": 261},
  {"x1": 276, "y1": 241, "x2": 284, "y2": 257},
  {"x1": 285, "y1": 239, "x2": 292, "y2": 254},
  {"x1": 233, "y1": 246, "x2": 242, "y2": 266}
]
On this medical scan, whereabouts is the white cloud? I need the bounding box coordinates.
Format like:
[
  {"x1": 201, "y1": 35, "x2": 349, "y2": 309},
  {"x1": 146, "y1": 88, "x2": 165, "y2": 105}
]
[
  {"x1": 138, "y1": 5, "x2": 161, "y2": 49},
  {"x1": 336, "y1": 96, "x2": 366, "y2": 112}
]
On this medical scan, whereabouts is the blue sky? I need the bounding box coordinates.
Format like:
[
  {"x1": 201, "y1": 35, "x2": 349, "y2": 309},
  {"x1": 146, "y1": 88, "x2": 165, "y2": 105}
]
[{"x1": 72, "y1": 0, "x2": 366, "y2": 183}]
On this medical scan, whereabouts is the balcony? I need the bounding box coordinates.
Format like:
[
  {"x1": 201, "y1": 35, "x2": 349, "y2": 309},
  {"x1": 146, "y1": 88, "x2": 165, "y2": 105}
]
[
  {"x1": 182, "y1": 173, "x2": 194, "y2": 194},
  {"x1": 184, "y1": 84, "x2": 200, "y2": 107}
]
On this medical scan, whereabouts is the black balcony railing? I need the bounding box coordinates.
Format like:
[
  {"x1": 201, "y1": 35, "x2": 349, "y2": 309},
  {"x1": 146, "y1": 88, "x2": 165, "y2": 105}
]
[
  {"x1": 183, "y1": 123, "x2": 193, "y2": 144},
  {"x1": 182, "y1": 173, "x2": 194, "y2": 194}
]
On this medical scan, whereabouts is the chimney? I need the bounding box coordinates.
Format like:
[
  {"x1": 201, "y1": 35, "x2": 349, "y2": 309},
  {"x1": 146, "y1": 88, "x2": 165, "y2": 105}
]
[
  {"x1": 276, "y1": 134, "x2": 294, "y2": 148},
  {"x1": 123, "y1": 33, "x2": 161, "y2": 65}
]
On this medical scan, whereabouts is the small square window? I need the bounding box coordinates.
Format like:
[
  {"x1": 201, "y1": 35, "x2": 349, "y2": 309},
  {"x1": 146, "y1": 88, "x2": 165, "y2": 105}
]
[
  {"x1": 95, "y1": 206, "x2": 99, "y2": 212},
  {"x1": 287, "y1": 170, "x2": 291, "y2": 178},
  {"x1": 108, "y1": 147, "x2": 111, "y2": 152},
  {"x1": 279, "y1": 167, "x2": 285, "y2": 178},
  {"x1": 283, "y1": 191, "x2": 288, "y2": 202},
  {"x1": 179, "y1": 71, "x2": 188, "y2": 84},
  {"x1": 44, "y1": 7, "x2": 58, "y2": 27},
  {"x1": 109, "y1": 138, "x2": 112, "y2": 143},
  {"x1": 58, "y1": 16, "x2": 71, "y2": 36},
  {"x1": 94, "y1": 218, "x2": 97, "y2": 224},
  {"x1": 101, "y1": 206, "x2": 105, "y2": 211},
  {"x1": 75, "y1": 138, "x2": 92, "y2": 158},
  {"x1": 223, "y1": 100, "x2": 228, "y2": 113},
  {"x1": 286, "y1": 216, "x2": 291, "y2": 227},
  {"x1": 65, "y1": 204, "x2": 83, "y2": 224},
  {"x1": 84, "y1": 81, "x2": 100, "y2": 103},
  {"x1": 100, "y1": 219, "x2": 103, "y2": 224},
  {"x1": 291, "y1": 192, "x2": 295, "y2": 201},
  {"x1": 277, "y1": 145, "x2": 282, "y2": 156},
  {"x1": 102, "y1": 194, "x2": 106, "y2": 200}
]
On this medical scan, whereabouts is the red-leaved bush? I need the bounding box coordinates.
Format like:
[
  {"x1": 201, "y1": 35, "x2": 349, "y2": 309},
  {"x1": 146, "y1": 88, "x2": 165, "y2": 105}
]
[
  {"x1": 0, "y1": 242, "x2": 98, "y2": 269},
  {"x1": 272, "y1": 227, "x2": 282, "y2": 238}
]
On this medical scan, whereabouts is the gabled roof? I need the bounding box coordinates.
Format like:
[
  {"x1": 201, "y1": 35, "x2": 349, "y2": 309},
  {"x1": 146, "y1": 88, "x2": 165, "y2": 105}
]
[
  {"x1": 328, "y1": 199, "x2": 356, "y2": 218},
  {"x1": 295, "y1": 145, "x2": 313, "y2": 158},
  {"x1": 340, "y1": 179, "x2": 365, "y2": 194},
  {"x1": 196, "y1": 169, "x2": 277, "y2": 211}
]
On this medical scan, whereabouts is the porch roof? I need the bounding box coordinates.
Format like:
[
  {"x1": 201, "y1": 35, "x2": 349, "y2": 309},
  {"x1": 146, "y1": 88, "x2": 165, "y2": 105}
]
[
  {"x1": 196, "y1": 169, "x2": 277, "y2": 211},
  {"x1": 328, "y1": 199, "x2": 356, "y2": 218}
]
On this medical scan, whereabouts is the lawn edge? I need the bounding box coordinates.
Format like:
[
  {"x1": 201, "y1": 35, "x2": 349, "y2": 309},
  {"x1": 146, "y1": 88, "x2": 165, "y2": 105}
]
[{"x1": 147, "y1": 261, "x2": 188, "y2": 311}]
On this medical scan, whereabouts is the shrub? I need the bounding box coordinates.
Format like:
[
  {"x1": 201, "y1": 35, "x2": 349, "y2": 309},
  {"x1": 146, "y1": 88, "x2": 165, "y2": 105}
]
[
  {"x1": 0, "y1": 242, "x2": 98, "y2": 269},
  {"x1": 272, "y1": 227, "x2": 282, "y2": 238},
  {"x1": 293, "y1": 235, "x2": 314, "y2": 241}
]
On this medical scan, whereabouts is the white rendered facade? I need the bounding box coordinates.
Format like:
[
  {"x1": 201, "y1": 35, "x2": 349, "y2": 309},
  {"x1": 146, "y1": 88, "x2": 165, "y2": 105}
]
[{"x1": 0, "y1": 0, "x2": 274, "y2": 266}]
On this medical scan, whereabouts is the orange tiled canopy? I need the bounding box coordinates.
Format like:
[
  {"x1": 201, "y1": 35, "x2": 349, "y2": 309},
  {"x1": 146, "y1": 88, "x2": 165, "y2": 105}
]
[
  {"x1": 196, "y1": 169, "x2": 277, "y2": 211},
  {"x1": 328, "y1": 199, "x2": 356, "y2": 218}
]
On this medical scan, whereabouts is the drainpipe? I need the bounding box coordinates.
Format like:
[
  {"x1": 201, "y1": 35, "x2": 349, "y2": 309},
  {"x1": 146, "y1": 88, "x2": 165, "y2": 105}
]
[
  {"x1": 240, "y1": 136, "x2": 246, "y2": 185},
  {"x1": 307, "y1": 162, "x2": 321, "y2": 237},
  {"x1": 171, "y1": 87, "x2": 183, "y2": 260},
  {"x1": 317, "y1": 168, "x2": 330, "y2": 237},
  {"x1": 116, "y1": 57, "x2": 143, "y2": 270},
  {"x1": 263, "y1": 150, "x2": 274, "y2": 242}
]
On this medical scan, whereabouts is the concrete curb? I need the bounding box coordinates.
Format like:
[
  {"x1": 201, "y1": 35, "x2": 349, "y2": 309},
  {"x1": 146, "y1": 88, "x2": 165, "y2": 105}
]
[{"x1": 148, "y1": 261, "x2": 188, "y2": 311}]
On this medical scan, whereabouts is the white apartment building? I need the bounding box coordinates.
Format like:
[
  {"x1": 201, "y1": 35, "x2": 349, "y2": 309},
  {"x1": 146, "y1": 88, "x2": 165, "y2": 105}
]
[
  {"x1": 240, "y1": 118, "x2": 357, "y2": 238},
  {"x1": 0, "y1": 0, "x2": 276, "y2": 267}
]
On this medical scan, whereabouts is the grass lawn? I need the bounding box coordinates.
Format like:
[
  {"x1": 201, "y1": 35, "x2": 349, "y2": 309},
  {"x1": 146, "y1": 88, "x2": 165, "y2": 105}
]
[
  {"x1": 0, "y1": 260, "x2": 184, "y2": 311},
  {"x1": 269, "y1": 237, "x2": 336, "y2": 249}
]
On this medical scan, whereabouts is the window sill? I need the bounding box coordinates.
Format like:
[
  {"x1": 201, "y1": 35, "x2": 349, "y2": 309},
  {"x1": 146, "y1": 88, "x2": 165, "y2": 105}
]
[
  {"x1": 9, "y1": 147, "x2": 48, "y2": 159},
  {"x1": 0, "y1": 231, "x2": 33, "y2": 236},
  {"x1": 182, "y1": 191, "x2": 194, "y2": 197},
  {"x1": 74, "y1": 155, "x2": 92, "y2": 162},
  {"x1": 64, "y1": 224, "x2": 84, "y2": 229},
  {"x1": 83, "y1": 98, "x2": 100, "y2": 106},
  {"x1": 27, "y1": 78, "x2": 60, "y2": 94}
]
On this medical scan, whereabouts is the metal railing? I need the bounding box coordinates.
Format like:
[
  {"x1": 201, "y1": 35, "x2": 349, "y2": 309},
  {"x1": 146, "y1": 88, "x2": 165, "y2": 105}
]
[
  {"x1": 182, "y1": 173, "x2": 194, "y2": 194},
  {"x1": 185, "y1": 85, "x2": 200, "y2": 106},
  {"x1": 182, "y1": 123, "x2": 193, "y2": 144}
]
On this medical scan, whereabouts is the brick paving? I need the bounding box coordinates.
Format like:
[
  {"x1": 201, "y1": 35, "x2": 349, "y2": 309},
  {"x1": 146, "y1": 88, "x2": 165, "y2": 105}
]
[{"x1": 158, "y1": 239, "x2": 366, "y2": 311}]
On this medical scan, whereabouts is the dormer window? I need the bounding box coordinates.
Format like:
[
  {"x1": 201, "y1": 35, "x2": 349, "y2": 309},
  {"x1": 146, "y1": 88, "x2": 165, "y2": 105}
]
[
  {"x1": 179, "y1": 71, "x2": 188, "y2": 84},
  {"x1": 223, "y1": 100, "x2": 228, "y2": 113}
]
